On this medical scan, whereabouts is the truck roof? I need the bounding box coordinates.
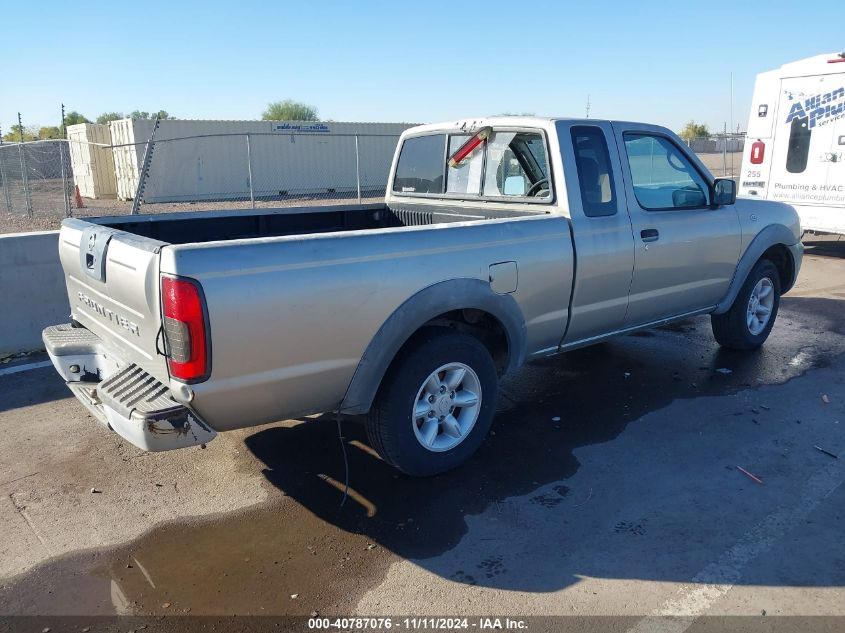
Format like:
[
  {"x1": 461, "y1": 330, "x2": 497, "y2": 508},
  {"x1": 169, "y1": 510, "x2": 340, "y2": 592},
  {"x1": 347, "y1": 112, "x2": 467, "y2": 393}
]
[
  {"x1": 405, "y1": 116, "x2": 671, "y2": 136},
  {"x1": 758, "y1": 51, "x2": 845, "y2": 78}
]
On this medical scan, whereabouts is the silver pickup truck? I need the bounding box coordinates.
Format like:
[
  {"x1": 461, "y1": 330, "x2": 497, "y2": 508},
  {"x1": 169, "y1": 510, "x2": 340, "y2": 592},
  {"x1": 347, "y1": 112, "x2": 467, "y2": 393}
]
[{"x1": 44, "y1": 117, "x2": 802, "y2": 476}]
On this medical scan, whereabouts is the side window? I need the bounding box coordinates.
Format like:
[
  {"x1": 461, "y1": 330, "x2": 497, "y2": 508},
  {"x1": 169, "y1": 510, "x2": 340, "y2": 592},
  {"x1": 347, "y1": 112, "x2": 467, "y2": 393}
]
[
  {"x1": 446, "y1": 134, "x2": 483, "y2": 195},
  {"x1": 623, "y1": 133, "x2": 709, "y2": 210},
  {"x1": 483, "y1": 132, "x2": 551, "y2": 198},
  {"x1": 570, "y1": 126, "x2": 617, "y2": 217},
  {"x1": 392, "y1": 134, "x2": 446, "y2": 194}
]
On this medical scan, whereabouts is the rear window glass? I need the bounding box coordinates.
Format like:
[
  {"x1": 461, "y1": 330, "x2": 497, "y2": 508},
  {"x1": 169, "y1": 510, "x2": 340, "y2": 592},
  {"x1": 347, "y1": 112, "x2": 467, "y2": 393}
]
[
  {"x1": 446, "y1": 134, "x2": 483, "y2": 195},
  {"x1": 392, "y1": 134, "x2": 446, "y2": 194},
  {"x1": 483, "y1": 132, "x2": 550, "y2": 198}
]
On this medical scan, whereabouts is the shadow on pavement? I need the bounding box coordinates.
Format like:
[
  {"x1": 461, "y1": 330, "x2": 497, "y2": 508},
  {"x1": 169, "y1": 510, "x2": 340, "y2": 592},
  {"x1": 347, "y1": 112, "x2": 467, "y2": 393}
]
[
  {"x1": 0, "y1": 366, "x2": 70, "y2": 414},
  {"x1": 244, "y1": 296, "x2": 845, "y2": 588},
  {"x1": 0, "y1": 298, "x2": 843, "y2": 614}
]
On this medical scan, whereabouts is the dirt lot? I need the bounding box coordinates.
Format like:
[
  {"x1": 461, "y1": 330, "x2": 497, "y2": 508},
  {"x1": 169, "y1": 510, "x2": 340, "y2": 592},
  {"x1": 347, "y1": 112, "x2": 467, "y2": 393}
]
[{"x1": 0, "y1": 242, "x2": 842, "y2": 631}]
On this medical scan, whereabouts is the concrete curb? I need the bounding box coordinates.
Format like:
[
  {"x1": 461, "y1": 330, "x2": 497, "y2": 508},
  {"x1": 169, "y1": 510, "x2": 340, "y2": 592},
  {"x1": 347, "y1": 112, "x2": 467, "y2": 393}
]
[{"x1": 1, "y1": 231, "x2": 69, "y2": 355}]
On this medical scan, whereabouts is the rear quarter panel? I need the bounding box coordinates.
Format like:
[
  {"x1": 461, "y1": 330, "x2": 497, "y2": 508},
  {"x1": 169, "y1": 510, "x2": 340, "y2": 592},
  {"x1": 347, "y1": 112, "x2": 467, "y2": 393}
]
[{"x1": 162, "y1": 215, "x2": 573, "y2": 431}]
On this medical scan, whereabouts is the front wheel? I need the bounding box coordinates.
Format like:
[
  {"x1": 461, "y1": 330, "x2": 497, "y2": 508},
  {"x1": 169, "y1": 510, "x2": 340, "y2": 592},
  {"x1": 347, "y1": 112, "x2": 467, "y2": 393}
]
[
  {"x1": 711, "y1": 258, "x2": 781, "y2": 350},
  {"x1": 365, "y1": 329, "x2": 498, "y2": 477}
]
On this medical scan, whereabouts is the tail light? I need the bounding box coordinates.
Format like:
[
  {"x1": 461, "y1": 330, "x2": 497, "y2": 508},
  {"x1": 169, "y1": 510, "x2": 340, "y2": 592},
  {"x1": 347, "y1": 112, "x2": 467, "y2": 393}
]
[
  {"x1": 161, "y1": 275, "x2": 210, "y2": 382},
  {"x1": 750, "y1": 140, "x2": 766, "y2": 164}
]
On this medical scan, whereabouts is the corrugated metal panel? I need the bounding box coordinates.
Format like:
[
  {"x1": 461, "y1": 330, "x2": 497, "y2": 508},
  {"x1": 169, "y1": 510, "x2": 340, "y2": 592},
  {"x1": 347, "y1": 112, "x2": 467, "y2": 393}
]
[
  {"x1": 67, "y1": 123, "x2": 117, "y2": 199},
  {"x1": 110, "y1": 119, "x2": 135, "y2": 200},
  {"x1": 110, "y1": 119, "x2": 153, "y2": 201},
  {"x1": 106, "y1": 119, "x2": 415, "y2": 203}
]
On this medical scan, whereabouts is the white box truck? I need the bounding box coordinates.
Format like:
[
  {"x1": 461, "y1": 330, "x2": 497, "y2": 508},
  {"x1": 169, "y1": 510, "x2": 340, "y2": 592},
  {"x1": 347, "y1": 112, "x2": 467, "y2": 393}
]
[{"x1": 739, "y1": 52, "x2": 845, "y2": 235}]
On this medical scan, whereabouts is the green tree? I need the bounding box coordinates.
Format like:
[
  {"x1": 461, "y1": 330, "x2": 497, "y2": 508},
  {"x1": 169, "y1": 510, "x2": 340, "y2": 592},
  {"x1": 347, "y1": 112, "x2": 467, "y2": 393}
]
[
  {"x1": 64, "y1": 111, "x2": 90, "y2": 126},
  {"x1": 679, "y1": 121, "x2": 709, "y2": 142},
  {"x1": 38, "y1": 126, "x2": 63, "y2": 139},
  {"x1": 129, "y1": 110, "x2": 171, "y2": 120},
  {"x1": 96, "y1": 112, "x2": 124, "y2": 124},
  {"x1": 262, "y1": 100, "x2": 318, "y2": 121},
  {"x1": 2, "y1": 124, "x2": 38, "y2": 142}
]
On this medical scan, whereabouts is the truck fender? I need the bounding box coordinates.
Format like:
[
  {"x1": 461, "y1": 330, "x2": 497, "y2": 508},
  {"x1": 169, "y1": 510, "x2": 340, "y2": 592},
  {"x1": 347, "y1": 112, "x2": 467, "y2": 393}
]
[
  {"x1": 340, "y1": 278, "x2": 527, "y2": 415},
  {"x1": 713, "y1": 224, "x2": 801, "y2": 315}
]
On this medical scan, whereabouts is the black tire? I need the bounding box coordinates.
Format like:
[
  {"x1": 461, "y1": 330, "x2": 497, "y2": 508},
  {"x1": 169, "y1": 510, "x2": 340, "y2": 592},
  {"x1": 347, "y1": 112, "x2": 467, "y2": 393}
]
[
  {"x1": 365, "y1": 328, "x2": 498, "y2": 477},
  {"x1": 711, "y1": 258, "x2": 781, "y2": 350}
]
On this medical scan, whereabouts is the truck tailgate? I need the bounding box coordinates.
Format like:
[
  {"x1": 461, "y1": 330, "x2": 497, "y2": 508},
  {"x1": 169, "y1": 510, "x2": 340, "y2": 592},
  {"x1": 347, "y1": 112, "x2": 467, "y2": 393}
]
[{"x1": 58, "y1": 219, "x2": 170, "y2": 379}]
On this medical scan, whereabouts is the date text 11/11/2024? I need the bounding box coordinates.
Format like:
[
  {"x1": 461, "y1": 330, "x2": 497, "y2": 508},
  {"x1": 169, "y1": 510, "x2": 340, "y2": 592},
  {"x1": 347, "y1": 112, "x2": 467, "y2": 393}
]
[{"x1": 307, "y1": 616, "x2": 529, "y2": 630}]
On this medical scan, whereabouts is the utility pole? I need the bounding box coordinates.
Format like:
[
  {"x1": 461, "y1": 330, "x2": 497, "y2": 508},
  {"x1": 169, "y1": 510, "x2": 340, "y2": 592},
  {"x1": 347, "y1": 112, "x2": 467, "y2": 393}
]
[
  {"x1": 59, "y1": 103, "x2": 71, "y2": 216},
  {"x1": 0, "y1": 124, "x2": 10, "y2": 213},
  {"x1": 729, "y1": 73, "x2": 734, "y2": 143},
  {"x1": 729, "y1": 73, "x2": 735, "y2": 177},
  {"x1": 585, "y1": 94, "x2": 591, "y2": 119}
]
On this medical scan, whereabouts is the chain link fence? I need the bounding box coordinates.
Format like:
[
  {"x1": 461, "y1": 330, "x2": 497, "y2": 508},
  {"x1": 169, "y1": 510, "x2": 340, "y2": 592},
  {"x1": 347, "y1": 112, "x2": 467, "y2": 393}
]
[
  {"x1": 134, "y1": 132, "x2": 402, "y2": 213},
  {"x1": 1, "y1": 130, "x2": 746, "y2": 235},
  {"x1": 686, "y1": 134, "x2": 745, "y2": 178},
  {"x1": 0, "y1": 140, "x2": 75, "y2": 232},
  {"x1": 0, "y1": 132, "x2": 403, "y2": 233}
]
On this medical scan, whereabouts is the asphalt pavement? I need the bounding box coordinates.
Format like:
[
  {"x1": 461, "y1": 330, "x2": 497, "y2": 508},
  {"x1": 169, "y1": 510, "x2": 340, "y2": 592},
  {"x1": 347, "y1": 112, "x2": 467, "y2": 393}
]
[{"x1": 0, "y1": 242, "x2": 843, "y2": 625}]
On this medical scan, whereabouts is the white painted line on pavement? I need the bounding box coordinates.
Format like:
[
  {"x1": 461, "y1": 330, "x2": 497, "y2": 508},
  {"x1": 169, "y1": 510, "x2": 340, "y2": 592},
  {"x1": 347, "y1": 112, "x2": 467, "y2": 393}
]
[
  {"x1": 626, "y1": 459, "x2": 845, "y2": 633},
  {"x1": 0, "y1": 360, "x2": 53, "y2": 378}
]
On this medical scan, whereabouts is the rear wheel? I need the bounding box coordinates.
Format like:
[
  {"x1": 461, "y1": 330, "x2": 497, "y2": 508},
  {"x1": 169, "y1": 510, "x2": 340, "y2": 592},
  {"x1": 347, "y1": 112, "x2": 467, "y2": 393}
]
[
  {"x1": 366, "y1": 329, "x2": 498, "y2": 477},
  {"x1": 711, "y1": 259, "x2": 781, "y2": 350}
]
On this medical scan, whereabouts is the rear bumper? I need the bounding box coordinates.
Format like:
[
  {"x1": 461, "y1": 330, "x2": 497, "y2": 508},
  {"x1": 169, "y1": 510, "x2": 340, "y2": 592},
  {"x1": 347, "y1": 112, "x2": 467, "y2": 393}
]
[{"x1": 43, "y1": 324, "x2": 216, "y2": 451}]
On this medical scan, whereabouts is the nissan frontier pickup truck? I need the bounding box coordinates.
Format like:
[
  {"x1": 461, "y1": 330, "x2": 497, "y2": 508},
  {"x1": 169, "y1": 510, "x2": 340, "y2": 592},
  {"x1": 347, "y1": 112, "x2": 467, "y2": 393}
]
[{"x1": 44, "y1": 117, "x2": 803, "y2": 476}]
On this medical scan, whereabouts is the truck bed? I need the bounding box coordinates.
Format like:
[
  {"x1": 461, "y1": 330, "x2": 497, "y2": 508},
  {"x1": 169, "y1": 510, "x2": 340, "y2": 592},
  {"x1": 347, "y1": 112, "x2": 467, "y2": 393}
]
[
  {"x1": 85, "y1": 203, "x2": 545, "y2": 244},
  {"x1": 57, "y1": 202, "x2": 572, "y2": 436}
]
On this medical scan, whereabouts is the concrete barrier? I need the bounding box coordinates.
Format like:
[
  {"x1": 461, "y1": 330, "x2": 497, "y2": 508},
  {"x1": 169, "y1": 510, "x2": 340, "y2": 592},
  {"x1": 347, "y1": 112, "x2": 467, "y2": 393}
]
[{"x1": 1, "y1": 231, "x2": 68, "y2": 355}]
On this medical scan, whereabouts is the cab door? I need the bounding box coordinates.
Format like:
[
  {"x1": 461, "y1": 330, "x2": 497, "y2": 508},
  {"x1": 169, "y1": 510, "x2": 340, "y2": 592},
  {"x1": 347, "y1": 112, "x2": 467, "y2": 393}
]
[
  {"x1": 557, "y1": 120, "x2": 635, "y2": 345},
  {"x1": 611, "y1": 123, "x2": 742, "y2": 327}
]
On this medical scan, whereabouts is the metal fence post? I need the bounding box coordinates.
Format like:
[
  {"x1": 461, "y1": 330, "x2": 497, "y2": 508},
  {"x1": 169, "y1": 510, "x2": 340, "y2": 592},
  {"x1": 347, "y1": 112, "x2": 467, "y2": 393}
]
[
  {"x1": 0, "y1": 147, "x2": 12, "y2": 213},
  {"x1": 59, "y1": 140, "x2": 72, "y2": 217},
  {"x1": 17, "y1": 113, "x2": 33, "y2": 217},
  {"x1": 354, "y1": 134, "x2": 362, "y2": 205},
  {"x1": 132, "y1": 117, "x2": 161, "y2": 215},
  {"x1": 246, "y1": 134, "x2": 255, "y2": 209},
  {"x1": 18, "y1": 145, "x2": 32, "y2": 217}
]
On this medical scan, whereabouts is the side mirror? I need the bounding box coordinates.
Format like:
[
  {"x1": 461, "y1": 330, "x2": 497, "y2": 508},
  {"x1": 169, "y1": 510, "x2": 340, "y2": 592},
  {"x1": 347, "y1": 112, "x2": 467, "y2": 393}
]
[{"x1": 712, "y1": 178, "x2": 737, "y2": 206}]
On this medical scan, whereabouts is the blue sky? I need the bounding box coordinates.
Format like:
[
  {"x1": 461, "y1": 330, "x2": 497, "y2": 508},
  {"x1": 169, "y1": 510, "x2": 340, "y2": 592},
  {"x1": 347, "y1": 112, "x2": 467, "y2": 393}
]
[{"x1": 1, "y1": 0, "x2": 842, "y2": 135}]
